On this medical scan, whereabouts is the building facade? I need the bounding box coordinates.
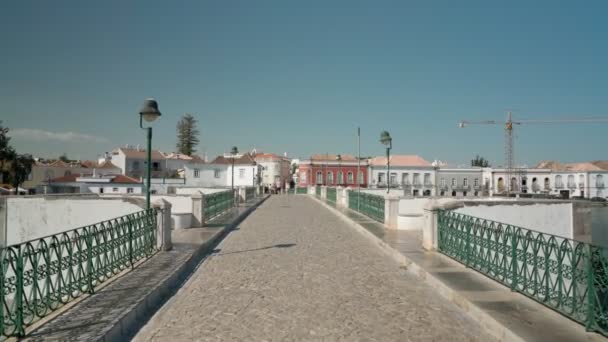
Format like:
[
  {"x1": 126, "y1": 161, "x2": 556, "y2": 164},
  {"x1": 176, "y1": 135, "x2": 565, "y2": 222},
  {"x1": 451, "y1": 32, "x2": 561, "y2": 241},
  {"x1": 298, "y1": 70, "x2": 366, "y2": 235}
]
[
  {"x1": 298, "y1": 154, "x2": 368, "y2": 188},
  {"x1": 43, "y1": 174, "x2": 142, "y2": 194},
  {"x1": 110, "y1": 147, "x2": 167, "y2": 178},
  {"x1": 184, "y1": 153, "x2": 260, "y2": 188},
  {"x1": 254, "y1": 153, "x2": 291, "y2": 188},
  {"x1": 436, "y1": 168, "x2": 485, "y2": 197},
  {"x1": 368, "y1": 155, "x2": 436, "y2": 196}
]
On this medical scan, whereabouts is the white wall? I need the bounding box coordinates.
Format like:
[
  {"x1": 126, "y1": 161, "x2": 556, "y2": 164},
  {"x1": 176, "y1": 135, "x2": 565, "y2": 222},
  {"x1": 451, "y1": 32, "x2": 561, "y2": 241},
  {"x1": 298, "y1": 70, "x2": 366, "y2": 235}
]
[
  {"x1": 185, "y1": 164, "x2": 228, "y2": 187},
  {"x1": 453, "y1": 201, "x2": 573, "y2": 238},
  {"x1": 6, "y1": 196, "x2": 144, "y2": 245},
  {"x1": 226, "y1": 165, "x2": 259, "y2": 187},
  {"x1": 175, "y1": 187, "x2": 230, "y2": 195}
]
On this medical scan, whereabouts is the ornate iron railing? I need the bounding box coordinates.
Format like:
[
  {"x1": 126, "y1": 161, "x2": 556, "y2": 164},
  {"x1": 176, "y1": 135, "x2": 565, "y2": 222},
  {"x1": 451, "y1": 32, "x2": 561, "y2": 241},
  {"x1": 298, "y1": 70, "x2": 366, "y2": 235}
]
[
  {"x1": 437, "y1": 210, "x2": 608, "y2": 335},
  {"x1": 204, "y1": 190, "x2": 235, "y2": 220},
  {"x1": 326, "y1": 187, "x2": 337, "y2": 203},
  {"x1": 0, "y1": 209, "x2": 157, "y2": 337},
  {"x1": 296, "y1": 187, "x2": 307, "y2": 194},
  {"x1": 348, "y1": 192, "x2": 384, "y2": 223},
  {"x1": 245, "y1": 187, "x2": 255, "y2": 200}
]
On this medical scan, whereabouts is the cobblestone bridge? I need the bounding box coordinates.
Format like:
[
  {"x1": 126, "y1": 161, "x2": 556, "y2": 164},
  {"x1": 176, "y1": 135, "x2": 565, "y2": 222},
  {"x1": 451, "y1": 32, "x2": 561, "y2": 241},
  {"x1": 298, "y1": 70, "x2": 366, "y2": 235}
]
[{"x1": 135, "y1": 196, "x2": 492, "y2": 341}]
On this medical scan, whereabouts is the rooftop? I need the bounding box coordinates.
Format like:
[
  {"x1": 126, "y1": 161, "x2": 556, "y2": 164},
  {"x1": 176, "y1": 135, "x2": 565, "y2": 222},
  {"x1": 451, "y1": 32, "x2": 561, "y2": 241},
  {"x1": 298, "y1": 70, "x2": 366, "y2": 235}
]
[
  {"x1": 211, "y1": 153, "x2": 257, "y2": 165},
  {"x1": 48, "y1": 173, "x2": 141, "y2": 184},
  {"x1": 535, "y1": 160, "x2": 608, "y2": 172},
  {"x1": 368, "y1": 155, "x2": 431, "y2": 167}
]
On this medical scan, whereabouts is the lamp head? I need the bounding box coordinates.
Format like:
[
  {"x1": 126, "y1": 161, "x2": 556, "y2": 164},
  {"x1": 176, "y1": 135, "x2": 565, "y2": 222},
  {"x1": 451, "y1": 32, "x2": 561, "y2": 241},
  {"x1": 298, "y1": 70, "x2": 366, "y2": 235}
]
[
  {"x1": 139, "y1": 98, "x2": 161, "y2": 122},
  {"x1": 380, "y1": 130, "x2": 392, "y2": 146},
  {"x1": 230, "y1": 146, "x2": 239, "y2": 155}
]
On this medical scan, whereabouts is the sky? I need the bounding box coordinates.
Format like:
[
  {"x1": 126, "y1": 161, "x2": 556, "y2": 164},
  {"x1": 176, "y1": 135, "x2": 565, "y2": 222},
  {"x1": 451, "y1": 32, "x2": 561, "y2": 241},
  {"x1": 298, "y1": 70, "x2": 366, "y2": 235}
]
[{"x1": 1, "y1": 0, "x2": 607, "y2": 167}]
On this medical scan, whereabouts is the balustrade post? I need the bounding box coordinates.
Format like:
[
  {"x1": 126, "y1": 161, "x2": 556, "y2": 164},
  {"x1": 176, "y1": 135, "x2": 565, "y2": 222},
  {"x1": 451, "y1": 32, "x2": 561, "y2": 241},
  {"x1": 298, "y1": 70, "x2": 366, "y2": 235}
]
[
  {"x1": 423, "y1": 201, "x2": 440, "y2": 250},
  {"x1": 153, "y1": 199, "x2": 173, "y2": 251},
  {"x1": 15, "y1": 246, "x2": 24, "y2": 337},
  {"x1": 191, "y1": 191, "x2": 204, "y2": 227},
  {"x1": 321, "y1": 186, "x2": 327, "y2": 199},
  {"x1": 586, "y1": 244, "x2": 596, "y2": 332},
  {"x1": 383, "y1": 195, "x2": 400, "y2": 229},
  {"x1": 238, "y1": 187, "x2": 246, "y2": 204},
  {"x1": 86, "y1": 229, "x2": 94, "y2": 294},
  {"x1": 511, "y1": 231, "x2": 518, "y2": 291}
]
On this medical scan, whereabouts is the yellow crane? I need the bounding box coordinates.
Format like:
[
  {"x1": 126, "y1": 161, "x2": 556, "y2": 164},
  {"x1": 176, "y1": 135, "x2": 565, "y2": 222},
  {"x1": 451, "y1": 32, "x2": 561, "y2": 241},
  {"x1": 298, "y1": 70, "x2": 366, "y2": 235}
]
[{"x1": 459, "y1": 112, "x2": 608, "y2": 194}]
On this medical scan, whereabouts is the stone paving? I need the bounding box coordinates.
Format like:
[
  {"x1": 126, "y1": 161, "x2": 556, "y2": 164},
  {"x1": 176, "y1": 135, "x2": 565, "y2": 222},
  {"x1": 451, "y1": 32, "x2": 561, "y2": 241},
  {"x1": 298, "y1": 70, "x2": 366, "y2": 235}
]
[{"x1": 135, "y1": 195, "x2": 494, "y2": 341}]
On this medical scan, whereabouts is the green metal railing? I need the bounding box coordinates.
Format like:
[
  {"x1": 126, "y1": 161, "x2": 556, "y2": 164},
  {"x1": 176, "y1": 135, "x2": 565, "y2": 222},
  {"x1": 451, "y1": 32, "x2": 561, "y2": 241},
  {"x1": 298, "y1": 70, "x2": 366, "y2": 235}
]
[
  {"x1": 437, "y1": 210, "x2": 608, "y2": 335},
  {"x1": 326, "y1": 187, "x2": 337, "y2": 203},
  {"x1": 348, "y1": 192, "x2": 384, "y2": 223},
  {"x1": 245, "y1": 187, "x2": 255, "y2": 200},
  {"x1": 315, "y1": 186, "x2": 321, "y2": 196},
  {"x1": 204, "y1": 190, "x2": 235, "y2": 220},
  {"x1": 296, "y1": 187, "x2": 307, "y2": 194},
  {"x1": 0, "y1": 209, "x2": 156, "y2": 337}
]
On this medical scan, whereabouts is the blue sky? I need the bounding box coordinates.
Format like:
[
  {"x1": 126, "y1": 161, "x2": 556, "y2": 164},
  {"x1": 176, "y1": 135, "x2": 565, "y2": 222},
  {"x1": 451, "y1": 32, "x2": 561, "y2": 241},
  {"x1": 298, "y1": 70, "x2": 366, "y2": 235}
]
[{"x1": 1, "y1": 1, "x2": 607, "y2": 166}]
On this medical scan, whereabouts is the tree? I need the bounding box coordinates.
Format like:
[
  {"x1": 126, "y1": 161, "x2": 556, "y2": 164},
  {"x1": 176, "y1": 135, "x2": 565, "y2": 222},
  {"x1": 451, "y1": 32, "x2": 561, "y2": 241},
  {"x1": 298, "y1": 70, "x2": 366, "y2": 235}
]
[
  {"x1": 471, "y1": 155, "x2": 490, "y2": 167},
  {"x1": 176, "y1": 114, "x2": 200, "y2": 156},
  {"x1": 0, "y1": 121, "x2": 14, "y2": 183},
  {"x1": 9, "y1": 153, "x2": 34, "y2": 190},
  {"x1": 58, "y1": 153, "x2": 70, "y2": 163}
]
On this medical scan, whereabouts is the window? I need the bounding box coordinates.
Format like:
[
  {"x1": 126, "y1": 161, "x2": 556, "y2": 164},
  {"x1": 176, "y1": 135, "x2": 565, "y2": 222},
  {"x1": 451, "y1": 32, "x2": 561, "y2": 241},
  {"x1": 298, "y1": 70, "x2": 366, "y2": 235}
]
[
  {"x1": 474, "y1": 191, "x2": 479, "y2": 196},
  {"x1": 316, "y1": 171, "x2": 323, "y2": 185},
  {"x1": 151, "y1": 190, "x2": 157, "y2": 194},
  {"x1": 194, "y1": 169, "x2": 200, "y2": 178},
  {"x1": 378, "y1": 172, "x2": 385, "y2": 183},
  {"x1": 474, "y1": 178, "x2": 479, "y2": 187},
  {"x1": 301, "y1": 171, "x2": 307, "y2": 183},
  {"x1": 452, "y1": 191, "x2": 456, "y2": 197},
  {"x1": 424, "y1": 173, "x2": 431, "y2": 185},
  {"x1": 99, "y1": 188, "x2": 104, "y2": 194},
  {"x1": 463, "y1": 191, "x2": 467, "y2": 197},
  {"x1": 152, "y1": 162, "x2": 160, "y2": 171},
  {"x1": 463, "y1": 178, "x2": 468, "y2": 186},
  {"x1": 451, "y1": 178, "x2": 456, "y2": 186},
  {"x1": 347, "y1": 172, "x2": 354, "y2": 184},
  {"x1": 113, "y1": 187, "x2": 119, "y2": 192},
  {"x1": 338, "y1": 171, "x2": 345, "y2": 185},
  {"x1": 64, "y1": 170, "x2": 71, "y2": 176},
  {"x1": 327, "y1": 172, "x2": 334, "y2": 184},
  {"x1": 402, "y1": 173, "x2": 409, "y2": 185},
  {"x1": 440, "y1": 191, "x2": 445, "y2": 196},
  {"x1": 214, "y1": 169, "x2": 221, "y2": 178},
  {"x1": 239, "y1": 168, "x2": 245, "y2": 179},
  {"x1": 133, "y1": 161, "x2": 140, "y2": 170},
  {"x1": 556, "y1": 175, "x2": 563, "y2": 187},
  {"x1": 544, "y1": 177, "x2": 550, "y2": 189},
  {"x1": 567, "y1": 175, "x2": 575, "y2": 188},
  {"x1": 413, "y1": 173, "x2": 420, "y2": 185},
  {"x1": 413, "y1": 189, "x2": 419, "y2": 196},
  {"x1": 127, "y1": 188, "x2": 134, "y2": 194},
  {"x1": 358, "y1": 171, "x2": 364, "y2": 184},
  {"x1": 441, "y1": 178, "x2": 446, "y2": 187},
  {"x1": 389, "y1": 173, "x2": 397, "y2": 185},
  {"x1": 597, "y1": 175, "x2": 605, "y2": 187}
]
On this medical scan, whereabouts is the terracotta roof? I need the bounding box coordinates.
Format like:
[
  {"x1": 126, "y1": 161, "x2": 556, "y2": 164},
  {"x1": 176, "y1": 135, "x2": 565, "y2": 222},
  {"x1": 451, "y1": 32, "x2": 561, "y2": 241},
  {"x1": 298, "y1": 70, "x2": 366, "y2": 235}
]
[
  {"x1": 310, "y1": 154, "x2": 357, "y2": 162},
  {"x1": 80, "y1": 160, "x2": 98, "y2": 168},
  {"x1": 48, "y1": 160, "x2": 69, "y2": 167},
  {"x1": 254, "y1": 153, "x2": 289, "y2": 162},
  {"x1": 535, "y1": 160, "x2": 605, "y2": 172},
  {"x1": 591, "y1": 161, "x2": 608, "y2": 171},
  {"x1": 48, "y1": 173, "x2": 141, "y2": 184},
  {"x1": 368, "y1": 155, "x2": 431, "y2": 167},
  {"x1": 119, "y1": 148, "x2": 165, "y2": 160},
  {"x1": 163, "y1": 153, "x2": 205, "y2": 164},
  {"x1": 97, "y1": 161, "x2": 120, "y2": 169},
  {"x1": 211, "y1": 153, "x2": 257, "y2": 165}
]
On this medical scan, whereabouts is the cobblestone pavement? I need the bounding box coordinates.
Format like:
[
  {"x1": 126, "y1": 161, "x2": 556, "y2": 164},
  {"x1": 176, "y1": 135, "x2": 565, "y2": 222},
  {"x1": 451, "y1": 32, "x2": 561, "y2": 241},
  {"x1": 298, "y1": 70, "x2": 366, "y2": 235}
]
[{"x1": 135, "y1": 196, "x2": 494, "y2": 342}]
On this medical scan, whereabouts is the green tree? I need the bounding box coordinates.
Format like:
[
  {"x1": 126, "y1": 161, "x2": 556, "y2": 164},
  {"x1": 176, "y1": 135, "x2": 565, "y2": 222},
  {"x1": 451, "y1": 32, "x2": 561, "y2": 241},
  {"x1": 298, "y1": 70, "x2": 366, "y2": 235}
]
[
  {"x1": 0, "y1": 121, "x2": 35, "y2": 191},
  {"x1": 0, "y1": 121, "x2": 15, "y2": 183},
  {"x1": 58, "y1": 153, "x2": 70, "y2": 163},
  {"x1": 471, "y1": 155, "x2": 490, "y2": 167},
  {"x1": 176, "y1": 114, "x2": 200, "y2": 156},
  {"x1": 9, "y1": 153, "x2": 34, "y2": 190}
]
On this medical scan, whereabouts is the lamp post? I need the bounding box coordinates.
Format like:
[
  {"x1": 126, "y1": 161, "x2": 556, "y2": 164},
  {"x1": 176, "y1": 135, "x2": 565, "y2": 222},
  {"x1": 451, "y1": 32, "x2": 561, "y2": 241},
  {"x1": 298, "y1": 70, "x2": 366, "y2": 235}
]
[
  {"x1": 230, "y1": 146, "x2": 238, "y2": 191},
  {"x1": 336, "y1": 154, "x2": 342, "y2": 186},
  {"x1": 139, "y1": 98, "x2": 161, "y2": 209},
  {"x1": 380, "y1": 131, "x2": 392, "y2": 194}
]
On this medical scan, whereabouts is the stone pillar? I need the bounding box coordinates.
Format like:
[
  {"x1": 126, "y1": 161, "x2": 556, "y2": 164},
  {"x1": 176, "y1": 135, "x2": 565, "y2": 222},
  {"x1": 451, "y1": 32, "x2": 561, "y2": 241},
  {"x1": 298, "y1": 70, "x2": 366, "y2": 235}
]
[
  {"x1": 321, "y1": 186, "x2": 327, "y2": 199},
  {"x1": 309, "y1": 185, "x2": 316, "y2": 195},
  {"x1": 191, "y1": 191, "x2": 204, "y2": 227},
  {"x1": 384, "y1": 195, "x2": 400, "y2": 229},
  {"x1": 422, "y1": 201, "x2": 463, "y2": 251},
  {"x1": 341, "y1": 188, "x2": 350, "y2": 208},
  {"x1": 153, "y1": 199, "x2": 173, "y2": 251},
  {"x1": 238, "y1": 187, "x2": 246, "y2": 203}
]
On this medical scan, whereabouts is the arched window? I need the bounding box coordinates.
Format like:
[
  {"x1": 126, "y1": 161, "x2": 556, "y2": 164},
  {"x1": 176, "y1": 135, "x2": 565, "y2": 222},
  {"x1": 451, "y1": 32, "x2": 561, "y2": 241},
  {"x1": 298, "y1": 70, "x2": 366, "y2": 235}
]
[
  {"x1": 338, "y1": 171, "x2": 344, "y2": 185},
  {"x1": 316, "y1": 171, "x2": 323, "y2": 185},
  {"x1": 544, "y1": 177, "x2": 550, "y2": 189},
  {"x1": 402, "y1": 173, "x2": 409, "y2": 185},
  {"x1": 567, "y1": 175, "x2": 575, "y2": 188},
  {"x1": 497, "y1": 177, "x2": 504, "y2": 192},
  {"x1": 358, "y1": 171, "x2": 364, "y2": 184},
  {"x1": 347, "y1": 171, "x2": 354, "y2": 184},
  {"x1": 556, "y1": 175, "x2": 563, "y2": 188},
  {"x1": 327, "y1": 172, "x2": 334, "y2": 185}
]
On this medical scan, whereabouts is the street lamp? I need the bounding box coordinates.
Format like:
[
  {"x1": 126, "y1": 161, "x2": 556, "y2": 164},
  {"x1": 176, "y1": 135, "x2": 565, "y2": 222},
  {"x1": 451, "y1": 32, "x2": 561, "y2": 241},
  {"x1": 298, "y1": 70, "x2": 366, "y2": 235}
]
[
  {"x1": 139, "y1": 98, "x2": 161, "y2": 209},
  {"x1": 380, "y1": 131, "x2": 392, "y2": 194},
  {"x1": 336, "y1": 154, "x2": 342, "y2": 186},
  {"x1": 230, "y1": 146, "x2": 238, "y2": 191}
]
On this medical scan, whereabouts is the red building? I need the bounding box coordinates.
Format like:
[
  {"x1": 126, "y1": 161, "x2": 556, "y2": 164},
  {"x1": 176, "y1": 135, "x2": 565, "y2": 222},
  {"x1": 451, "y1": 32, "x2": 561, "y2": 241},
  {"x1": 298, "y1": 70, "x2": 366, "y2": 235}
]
[{"x1": 298, "y1": 154, "x2": 368, "y2": 188}]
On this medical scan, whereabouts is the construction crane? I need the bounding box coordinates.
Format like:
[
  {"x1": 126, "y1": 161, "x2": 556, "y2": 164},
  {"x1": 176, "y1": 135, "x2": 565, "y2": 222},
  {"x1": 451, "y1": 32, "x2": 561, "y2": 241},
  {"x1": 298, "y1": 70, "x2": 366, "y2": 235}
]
[{"x1": 459, "y1": 112, "x2": 608, "y2": 194}]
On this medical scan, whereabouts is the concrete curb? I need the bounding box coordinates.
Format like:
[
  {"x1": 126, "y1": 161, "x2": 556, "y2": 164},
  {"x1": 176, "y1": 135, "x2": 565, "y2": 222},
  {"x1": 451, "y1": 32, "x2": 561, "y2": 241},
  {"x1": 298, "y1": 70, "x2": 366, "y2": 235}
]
[
  {"x1": 311, "y1": 195, "x2": 525, "y2": 342},
  {"x1": 103, "y1": 195, "x2": 269, "y2": 342}
]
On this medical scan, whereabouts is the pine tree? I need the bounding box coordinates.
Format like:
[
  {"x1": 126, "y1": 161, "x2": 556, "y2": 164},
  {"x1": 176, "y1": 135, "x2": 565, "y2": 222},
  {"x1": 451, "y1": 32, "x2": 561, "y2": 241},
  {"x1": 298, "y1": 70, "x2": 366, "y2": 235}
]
[
  {"x1": 471, "y1": 155, "x2": 490, "y2": 167},
  {"x1": 176, "y1": 114, "x2": 200, "y2": 156}
]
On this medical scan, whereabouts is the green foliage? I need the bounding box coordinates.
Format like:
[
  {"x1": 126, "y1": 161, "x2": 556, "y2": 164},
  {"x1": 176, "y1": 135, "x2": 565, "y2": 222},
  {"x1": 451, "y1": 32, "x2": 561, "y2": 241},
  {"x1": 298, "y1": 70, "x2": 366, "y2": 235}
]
[
  {"x1": 0, "y1": 121, "x2": 35, "y2": 191},
  {"x1": 176, "y1": 114, "x2": 200, "y2": 156},
  {"x1": 58, "y1": 153, "x2": 70, "y2": 163},
  {"x1": 471, "y1": 154, "x2": 490, "y2": 167}
]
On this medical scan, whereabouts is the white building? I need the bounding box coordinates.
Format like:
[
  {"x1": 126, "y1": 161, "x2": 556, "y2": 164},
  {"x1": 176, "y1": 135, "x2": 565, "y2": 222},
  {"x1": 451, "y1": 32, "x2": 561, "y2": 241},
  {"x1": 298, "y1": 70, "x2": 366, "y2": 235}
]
[
  {"x1": 436, "y1": 167, "x2": 484, "y2": 197},
  {"x1": 368, "y1": 155, "x2": 437, "y2": 196},
  {"x1": 43, "y1": 173, "x2": 142, "y2": 194},
  {"x1": 109, "y1": 146, "x2": 166, "y2": 178},
  {"x1": 184, "y1": 153, "x2": 260, "y2": 188},
  {"x1": 254, "y1": 153, "x2": 291, "y2": 188}
]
